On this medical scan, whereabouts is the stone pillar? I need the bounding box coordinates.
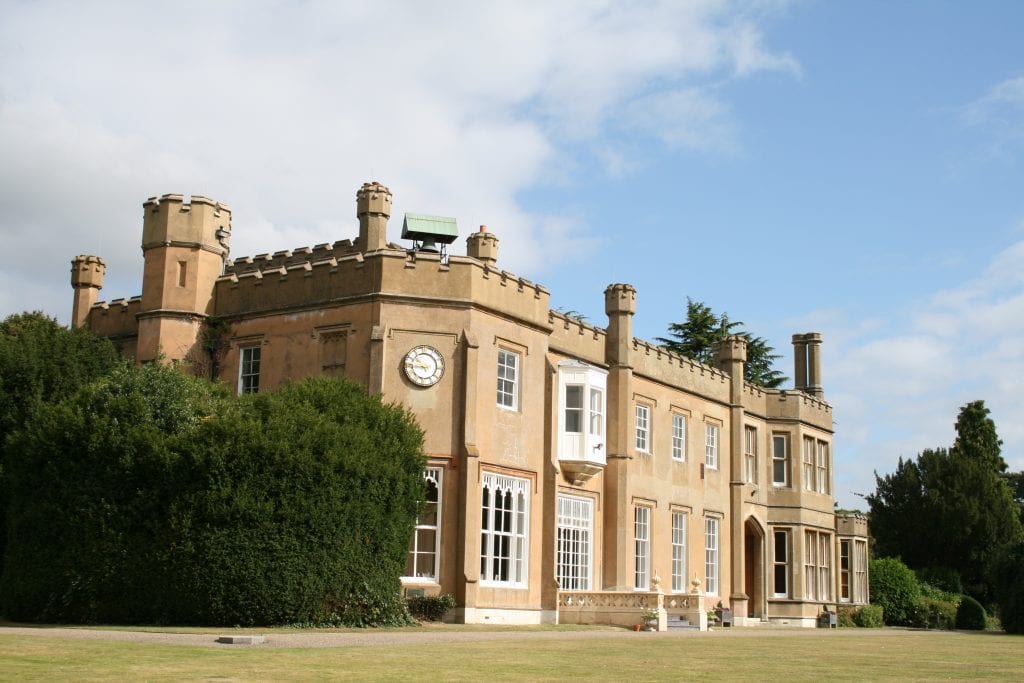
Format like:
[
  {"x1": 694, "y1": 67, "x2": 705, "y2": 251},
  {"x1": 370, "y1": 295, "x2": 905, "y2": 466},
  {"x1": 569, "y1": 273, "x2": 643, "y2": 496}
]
[
  {"x1": 714, "y1": 334, "x2": 749, "y2": 623},
  {"x1": 466, "y1": 225, "x2": 498, "y2": 265},
  {"x1": 70, "y1": 255, "x2": 105, "y2": 328},
  {"x1": 602, "y1": 283, "x2": 636, "y2": 590},
  {"x1": 456, "y1": 330, "x2": 482, "y2": 622},
  {"x1": 356, "y1": 181, "x2": 392, "y2": 252}
]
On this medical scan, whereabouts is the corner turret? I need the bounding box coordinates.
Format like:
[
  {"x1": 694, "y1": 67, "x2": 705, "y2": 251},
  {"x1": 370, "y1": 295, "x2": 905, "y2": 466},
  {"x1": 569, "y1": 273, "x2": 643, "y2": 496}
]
[
  {"x1": 137, "y1": 193, "x2": 232, "y2": 363},
  {"x1": 70, "y1": 255, "x2": 105, "y2": 328},
  {"x1": 356, "y1": 181, "x2": 392, "y2": 252},
  {"x1": 466, "y1": 225, "x2": 498, "y2": 265}
]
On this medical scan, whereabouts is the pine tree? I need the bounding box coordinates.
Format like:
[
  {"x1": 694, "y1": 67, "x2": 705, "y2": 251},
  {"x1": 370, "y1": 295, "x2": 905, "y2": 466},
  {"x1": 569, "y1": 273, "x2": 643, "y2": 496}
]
[{"x1": 657, "y1": 298, "x2": 787, "y2": 388}]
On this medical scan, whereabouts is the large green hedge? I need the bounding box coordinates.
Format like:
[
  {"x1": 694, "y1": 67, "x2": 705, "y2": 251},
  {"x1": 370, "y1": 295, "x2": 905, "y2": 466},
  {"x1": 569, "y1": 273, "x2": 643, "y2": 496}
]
[
  {"x1": 1, "y1": 366, "x2": 425, "y2": 626},
  {"x1": 870, "y1": 557, "x2": 921, "y2": 626}
]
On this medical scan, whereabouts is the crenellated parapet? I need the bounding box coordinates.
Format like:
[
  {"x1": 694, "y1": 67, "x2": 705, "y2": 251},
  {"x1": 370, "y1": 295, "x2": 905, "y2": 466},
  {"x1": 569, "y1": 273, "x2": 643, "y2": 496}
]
[
  {"x1": 142, "y1": 193, "x2": 232, "y2": 255},
  {"x1": 548, "y1": 310, "x2": 606, "y2": 363},
  {"x1": 224, "y1": 240, "x2": 357, "y2": 276}
]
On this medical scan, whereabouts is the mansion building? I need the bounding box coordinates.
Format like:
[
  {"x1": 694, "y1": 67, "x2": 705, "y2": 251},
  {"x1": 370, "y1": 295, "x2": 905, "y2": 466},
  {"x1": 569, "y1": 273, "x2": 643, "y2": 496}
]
[{"x1": 70, "y1": 181, "x2": 868, "y2": 628}]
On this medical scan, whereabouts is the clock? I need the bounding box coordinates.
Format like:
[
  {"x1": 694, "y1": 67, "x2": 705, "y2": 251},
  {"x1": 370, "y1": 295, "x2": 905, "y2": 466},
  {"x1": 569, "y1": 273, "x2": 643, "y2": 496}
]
[{"x1": 403, "y1": 345, "x2": 445, "y2": 386}]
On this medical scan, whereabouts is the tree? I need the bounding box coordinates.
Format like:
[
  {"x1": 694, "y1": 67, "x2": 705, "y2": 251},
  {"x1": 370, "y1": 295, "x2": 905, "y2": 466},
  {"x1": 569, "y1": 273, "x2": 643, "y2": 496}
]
[
  {"x1": 657, "y1": 298, "x2": 787, "y2": 388},
  {"x1": 0, "y1": 312, "x2": 120, "y2": 581},
  {"x1": 867, "y1": 401, "x2": 1023, "y2": 603},
  {"x1": 1005, "y1": 471, "x2": 1024, "y2": 524}
]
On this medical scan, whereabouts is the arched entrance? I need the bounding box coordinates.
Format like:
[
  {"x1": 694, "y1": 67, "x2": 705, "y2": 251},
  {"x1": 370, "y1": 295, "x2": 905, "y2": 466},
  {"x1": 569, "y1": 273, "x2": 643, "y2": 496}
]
[{"x1": 744, "y1": 518, "x2": 765, "y2": 619}]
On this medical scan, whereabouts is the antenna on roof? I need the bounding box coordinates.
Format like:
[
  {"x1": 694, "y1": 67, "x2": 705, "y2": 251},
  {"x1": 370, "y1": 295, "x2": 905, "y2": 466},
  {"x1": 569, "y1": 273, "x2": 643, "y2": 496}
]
[{"x1": 401, "y1": 213, "x2": 458, "y2": 261}]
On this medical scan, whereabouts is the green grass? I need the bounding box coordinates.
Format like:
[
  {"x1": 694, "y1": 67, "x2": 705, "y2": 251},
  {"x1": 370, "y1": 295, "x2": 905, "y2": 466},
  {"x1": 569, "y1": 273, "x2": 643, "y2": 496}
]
[{"x1": 0, "y1": 628, "x2": 1021, "y2": 681}]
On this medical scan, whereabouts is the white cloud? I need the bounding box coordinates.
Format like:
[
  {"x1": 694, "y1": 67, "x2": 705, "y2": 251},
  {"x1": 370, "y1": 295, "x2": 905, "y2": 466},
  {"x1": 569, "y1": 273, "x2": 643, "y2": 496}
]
[
  {"x1": 0, "y1": 1, "x2": 800, "y2": 322},
  {"x1": 961, "y1": 75, "x2": 1024, "y2": 156},
  {"x1": 828, "y1": 238, "x2": 1024, "y2": 505}
]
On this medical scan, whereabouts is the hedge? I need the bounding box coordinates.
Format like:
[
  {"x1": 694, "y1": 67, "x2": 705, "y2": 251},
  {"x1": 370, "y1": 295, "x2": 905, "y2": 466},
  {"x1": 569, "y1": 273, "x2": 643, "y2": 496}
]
[
  {"x1": 1, "y1": 367, "x2": 425, "y2": 626},
  {"x1": 870, "y1": 557, "x2": 921, "y2": 626}
]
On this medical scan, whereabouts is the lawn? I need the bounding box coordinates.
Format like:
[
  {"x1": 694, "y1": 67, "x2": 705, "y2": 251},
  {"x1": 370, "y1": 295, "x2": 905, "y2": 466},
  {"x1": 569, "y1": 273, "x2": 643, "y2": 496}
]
[{"x1": 0, "y1": 627, "x2": 1020, "y2": 681}]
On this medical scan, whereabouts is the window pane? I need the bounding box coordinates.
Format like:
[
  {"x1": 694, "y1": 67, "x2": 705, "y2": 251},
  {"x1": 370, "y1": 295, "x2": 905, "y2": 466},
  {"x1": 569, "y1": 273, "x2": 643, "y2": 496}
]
[{"x1": 565, "y1": 385, "x2": 582, "y2": 433}]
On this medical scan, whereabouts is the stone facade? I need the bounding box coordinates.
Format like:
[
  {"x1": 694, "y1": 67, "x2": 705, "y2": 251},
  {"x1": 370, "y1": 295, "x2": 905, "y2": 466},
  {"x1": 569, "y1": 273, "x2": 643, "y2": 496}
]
[{"x1": 71, "y1": 181, "x2": 869, "y2": 628}]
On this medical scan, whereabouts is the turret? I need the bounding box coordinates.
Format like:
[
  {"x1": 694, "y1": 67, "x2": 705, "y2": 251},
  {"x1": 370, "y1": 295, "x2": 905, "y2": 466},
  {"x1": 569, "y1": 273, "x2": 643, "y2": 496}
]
[
  {"x1": 792, "y1": 332, "x2": 824, "y2": 399},
  {"x1": 70, "y1": 255, "x2": 105, "y2": 328},
  {"x1": 136, "y1": 193, "x2": 232, "y2": 363},
  {"x1": 604, "y1": 283, "x2": 637, "y2": 368},
  {"x1": 466, "y1": 225, "x2": 498, "y2": 265},
  {"x1": 713, "y1": 334, "x2": 748, "y2": 399},
  {"x1": 356, "y1": 181, "x2": 392, "y2": 252}
]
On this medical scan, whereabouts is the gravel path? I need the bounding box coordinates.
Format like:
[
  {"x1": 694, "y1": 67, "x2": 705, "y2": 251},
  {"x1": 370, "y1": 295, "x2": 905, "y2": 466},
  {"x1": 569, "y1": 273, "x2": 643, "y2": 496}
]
[{"x1": 0, "y1": 625, "x2": 928, "y2": 649}]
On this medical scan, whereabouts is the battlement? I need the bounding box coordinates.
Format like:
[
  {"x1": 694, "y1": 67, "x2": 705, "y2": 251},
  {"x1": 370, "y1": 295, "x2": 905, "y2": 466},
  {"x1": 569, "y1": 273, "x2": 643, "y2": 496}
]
[
  {"x1": 213, "y1": 244, "x2": 551, "y2": 326},
  {"x1": 835, "y1": 511, "x2": 869, "y2": 537},
  {"x1": 142, "y1": 193, "x2": 232, "y2": 254},
  {"x1": 224, "y1": 240, "x2": 358, "y2": 276},
  {"x1": 71, "y1": 254, "x2": 105, "y2": 288}
]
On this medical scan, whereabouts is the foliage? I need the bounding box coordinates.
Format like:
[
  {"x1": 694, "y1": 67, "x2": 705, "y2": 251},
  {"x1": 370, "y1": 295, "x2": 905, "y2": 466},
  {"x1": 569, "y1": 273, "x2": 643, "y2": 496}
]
[
  {"x1": 0, "y1": 312, "x2": 121, "y2": 584},
  {"x1": 836, "y1": 606, "x2": 856, "y2": 627},
  {"x1": 915, "y1": 566, "x2": 963, "y2": 595},
  {"x1": 406, "y1": 593, "x2": 456, "y2": 621},
  {"x1": 867, "y1": 402, "x2": 1023, "y2": 604},
  {"x1": 870, "y1": 557, "x2": 921, "y2": 626},
  {"x1": 993, "y1": 541, "x2": 1024, "y2": 634},
  {"x1": 1005, "y1": 471, "x2": 1024, "y2": 524},
  {"x1": 851, "y1": 604, "x2": 884, "y2": 628},
  {"x1": 914, "y1": 597, "x2": 958, "y2": 630},
  {"x1": 656, "y1": 298, "x2": 787, "y2": 388},
  {"x1": 1, "y1": 368, "x2": 425, "y2": 627},
  {"x1": 955, "y1": 595, "x2": 987, "y2": 630}
]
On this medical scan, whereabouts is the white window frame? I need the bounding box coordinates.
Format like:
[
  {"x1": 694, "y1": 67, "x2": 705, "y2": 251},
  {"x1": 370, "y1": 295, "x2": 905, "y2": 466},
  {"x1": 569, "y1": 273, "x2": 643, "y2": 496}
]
[
  {"x1": 804, "y1": 530, "x2": 831, "y2": 601},
  {"x1": 772, "y1": 529, "x2": 789, "y2": 598},
  {"x1": 671, "y1": 414, "x2": 686, "y2": 461},
  {"x1": 496, "y1": 349, "x2": 519, "y2": 410},
  {"x1": 634, "y1": 506, "x2": 651, "y2": 591},
  {"x1": 705, "y1": 516, "x2": 720, "y2": 596},
  {"x1": 744, "y1": 425, "x2": 757, "y2": 484},
  {"x1": 239, "y1": 345, "x2": 261, "y2": 394},
  {"x1": 404, "y1": 467, "x2": 443, "y2": 582},
  {"x1": 671, "y1": 510, "x2": 688, "y2": 592},
  {"x1": 480, "y1": 472, "x2": 530, "y2": 587},
  {"x1": 556, "y1": 361, "x2": 607, "y2": 464},
  {"x1": 839, "y1": 539, "x2": 851, "y2": 603},
  {"x1": 802, "y1": 437, "x2": 815, "y2": 491},
  {"x1": 772, "y1": 434, "x2": 789, "y2": 487},
  {"x1": 816, "y1": 440, "x2": 830, "y2": 494},
  {"x1": 565, "y1": 384, "x2": 583, "y2": 433},
  {"x1": 556, "y1": 495, "x2": 593, "y2": 591},
  {"x1": 635, "y1": 403, "x2": 651, "y2": 453},
  {"x1": 589, "y1": 387, "x2": 604, "y2": 437},
  {"x1": 705, "y1": 423, "x2": 719, "y2": 469},
  {"x1": 855, "y1": 539, "x2": 869, "y2": 604}
]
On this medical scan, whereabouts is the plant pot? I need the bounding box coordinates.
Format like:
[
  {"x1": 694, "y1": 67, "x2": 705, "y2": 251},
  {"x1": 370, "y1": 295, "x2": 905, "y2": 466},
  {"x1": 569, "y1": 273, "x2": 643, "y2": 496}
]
[{"x1": 632, "y1": 624, "x2": 642, "y2": 631}]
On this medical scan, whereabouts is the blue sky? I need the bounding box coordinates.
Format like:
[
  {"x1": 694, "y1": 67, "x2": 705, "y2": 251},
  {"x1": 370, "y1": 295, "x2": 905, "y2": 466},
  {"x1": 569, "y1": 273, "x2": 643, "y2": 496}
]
[{"x1": 2, "y1": 1, "x2": 1021, "y2": 507}]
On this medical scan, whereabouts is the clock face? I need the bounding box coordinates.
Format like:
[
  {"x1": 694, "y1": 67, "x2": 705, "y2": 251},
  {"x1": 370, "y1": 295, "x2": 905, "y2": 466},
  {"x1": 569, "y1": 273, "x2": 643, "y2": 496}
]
[{"x1": 403, "y1": 345, "x2": 445, "y2": 386}]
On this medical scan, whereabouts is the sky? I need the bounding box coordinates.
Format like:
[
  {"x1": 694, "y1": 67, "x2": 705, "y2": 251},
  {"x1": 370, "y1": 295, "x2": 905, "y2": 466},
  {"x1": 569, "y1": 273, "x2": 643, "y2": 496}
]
[{"x1": 1, "y1": 1, "x2": 1022, "y2": 508}]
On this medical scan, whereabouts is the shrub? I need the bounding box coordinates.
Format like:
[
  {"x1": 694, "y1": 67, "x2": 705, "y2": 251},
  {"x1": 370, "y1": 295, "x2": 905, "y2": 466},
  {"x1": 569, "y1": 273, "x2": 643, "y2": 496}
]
[
  {"x1": 870, "y1": 557, "x2": 921, "y2": 626},
  {"x1": 914, "y1": 596, "x2": 958, "y2": 630},
  {"x1": 993, "y1": 541, "x2": 1024, "y2": 634},
  {"x1": 407, "y1": 594, "x2": 456, "y2": 621},
  {"x1": 0, "y1": 371, "x2": 426, "y2": 627},
  {"x1": 956, "y1": 595, "x2": 987, "y2": 630},
  {"x1": 836, "y1": 606, "x2": 856, "y2": 628},
  {"x1": 852, "y1": 604, "x2": 884, "y2": 628}
]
